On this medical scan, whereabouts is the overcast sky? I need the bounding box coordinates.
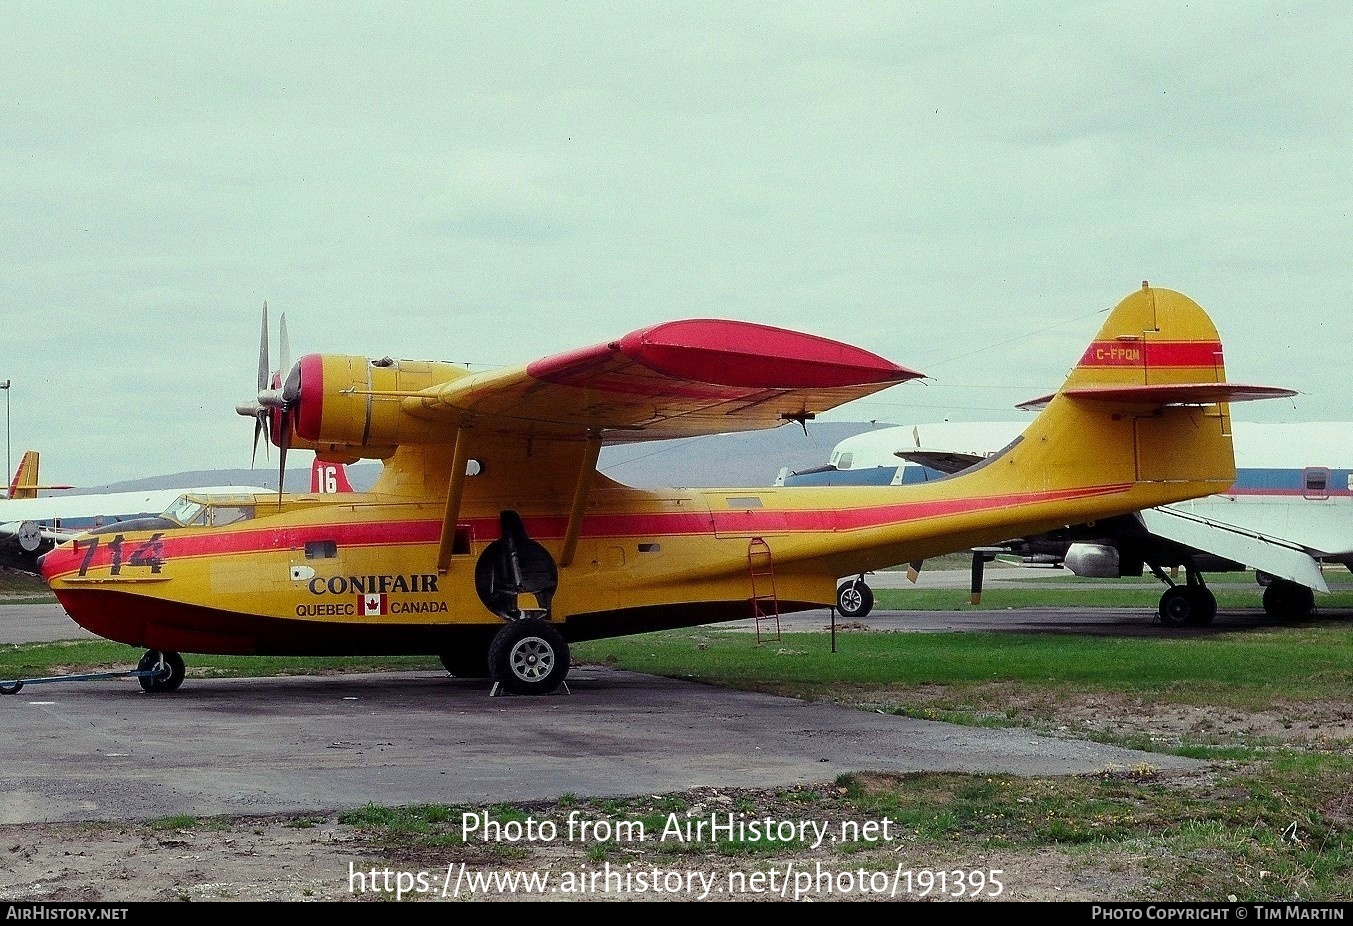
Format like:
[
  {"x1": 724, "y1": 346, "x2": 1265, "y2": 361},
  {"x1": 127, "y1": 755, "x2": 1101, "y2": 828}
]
[{"x1": 2, "y1": 2, "x2": 1348, "y2": 485}]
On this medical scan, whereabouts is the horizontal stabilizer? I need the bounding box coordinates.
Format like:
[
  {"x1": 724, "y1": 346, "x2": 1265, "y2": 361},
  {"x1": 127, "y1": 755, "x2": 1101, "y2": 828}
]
[{"x1": 1017, "y1": 382, "x2": 1297, "y2": 412}]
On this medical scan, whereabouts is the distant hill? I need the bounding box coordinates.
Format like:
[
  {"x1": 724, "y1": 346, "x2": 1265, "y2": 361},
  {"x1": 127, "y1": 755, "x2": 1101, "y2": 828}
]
[{"x1": 64, "y1": 423, "x2": 893, "y2": 494}]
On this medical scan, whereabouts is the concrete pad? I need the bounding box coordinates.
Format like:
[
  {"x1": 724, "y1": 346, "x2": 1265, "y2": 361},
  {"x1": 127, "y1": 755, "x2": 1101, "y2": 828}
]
[{"x1": 0, "y1": 668, "x2": 1199, "y2": 825}]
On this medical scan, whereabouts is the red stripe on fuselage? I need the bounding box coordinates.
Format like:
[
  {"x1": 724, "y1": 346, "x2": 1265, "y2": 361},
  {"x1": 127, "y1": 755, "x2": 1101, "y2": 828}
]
[
  {"x1": 41, "y1": 483, "x2": 1130, "y2": 579},
  {"x1": 1077, "y1": 341, "x2": 1222, "y2": 368}
]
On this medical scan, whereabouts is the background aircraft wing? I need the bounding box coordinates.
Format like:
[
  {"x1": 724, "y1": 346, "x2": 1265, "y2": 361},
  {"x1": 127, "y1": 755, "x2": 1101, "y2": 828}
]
[
  {"x1": 403, "y1": 319, "x2": 922, "y2": 442},
  {"x1": 0, "y1": 520, "x2": 84, "y2": 574},
  {"x1": 1140, "y1": 506, "x2": 1330, "y2": 591},
  {"x1": 894, "y1": 450, "x2": 987, "y2": 474}
]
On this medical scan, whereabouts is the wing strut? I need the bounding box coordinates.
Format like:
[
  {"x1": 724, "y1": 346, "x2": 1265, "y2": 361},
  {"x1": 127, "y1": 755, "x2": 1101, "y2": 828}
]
[
  {"x1": 436, "y1": 428, "x2": 473, "y2": 574},
  {"x1": 560, "y1": 436, "x2": 602, "y2": 568}
]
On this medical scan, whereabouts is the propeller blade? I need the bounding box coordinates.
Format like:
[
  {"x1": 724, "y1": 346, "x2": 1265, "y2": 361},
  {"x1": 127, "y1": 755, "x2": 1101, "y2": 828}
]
[
  {"x1": 277, "y1": 408, "x2": 291, "y2": 509},
  {"x1": 257, "y1": 301, "x2": 270, "y2": 394},
  {"x1": 278, "y1": 312, "x2": 290, "y2": 378},
  {"x1": 251, "y1": 415, "x2": 265, "y2": 469},
  {"x1": 906, "y1": 560, "x2": 923, "y2": 584}
]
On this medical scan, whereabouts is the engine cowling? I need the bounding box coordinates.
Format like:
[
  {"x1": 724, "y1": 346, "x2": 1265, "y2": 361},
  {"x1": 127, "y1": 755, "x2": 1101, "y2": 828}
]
[{"x1": 285, "y1": 354, "x2": 471, "y2": 450}]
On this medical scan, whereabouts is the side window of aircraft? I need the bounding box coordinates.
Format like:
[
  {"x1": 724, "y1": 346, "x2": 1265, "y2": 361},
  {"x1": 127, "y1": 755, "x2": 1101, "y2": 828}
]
[
  {"x1": 1303, "y1": 467, "x2": 1331, "y2": 500},
  {"x1": 209, "y1": 506, "x2": 254, "y2": 527},
  {"x1": 837, "y1": 452, "x2": 854, "y2": 471},
  {"x1": 305, "y1": 540, "x2": 338, "y2": 560}
]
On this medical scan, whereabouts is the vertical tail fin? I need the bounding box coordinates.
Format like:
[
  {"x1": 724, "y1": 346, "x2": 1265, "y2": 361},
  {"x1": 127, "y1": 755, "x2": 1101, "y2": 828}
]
[{"x1": 7, "y1": 451, "x2": 41, "y2": 500}]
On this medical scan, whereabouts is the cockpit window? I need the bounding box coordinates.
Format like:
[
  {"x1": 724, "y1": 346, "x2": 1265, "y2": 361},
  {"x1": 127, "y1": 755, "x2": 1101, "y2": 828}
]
[
  {"x1": 158, "y1": 497, "x2": 256, "y2": 528},
  {"x1": 162, "y1": 497, "x2": 206, "y2": 526}
]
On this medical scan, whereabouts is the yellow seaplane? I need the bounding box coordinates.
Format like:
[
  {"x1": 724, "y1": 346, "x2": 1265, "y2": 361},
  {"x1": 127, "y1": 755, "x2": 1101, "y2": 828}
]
[{"x1": 40, "y1": 284, "x2": 1292, "y2": 696}]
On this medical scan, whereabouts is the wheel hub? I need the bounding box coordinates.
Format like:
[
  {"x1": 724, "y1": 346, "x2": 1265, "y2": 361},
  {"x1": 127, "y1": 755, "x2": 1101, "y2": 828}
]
[{"x1": 510, "y1": 638, "x2": 554, "y2": 681}]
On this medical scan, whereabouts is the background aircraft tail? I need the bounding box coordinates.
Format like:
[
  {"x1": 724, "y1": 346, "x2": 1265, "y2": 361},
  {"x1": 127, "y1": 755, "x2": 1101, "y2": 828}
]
[
  {"x1": 4, "y1": 451, "x2": 73, "y2": 499},
  {"x1": 310, "y1": 457, "x2": 354, "y2": 493},
  {"x1": 6, "y1": 451, "x2": 40, "y2": 499}
]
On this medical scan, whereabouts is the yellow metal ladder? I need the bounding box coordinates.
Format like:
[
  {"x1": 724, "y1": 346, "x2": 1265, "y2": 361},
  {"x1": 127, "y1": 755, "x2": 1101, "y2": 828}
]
[{"x1": 747, "y1": 537, "x2": 781, "y2": 643}]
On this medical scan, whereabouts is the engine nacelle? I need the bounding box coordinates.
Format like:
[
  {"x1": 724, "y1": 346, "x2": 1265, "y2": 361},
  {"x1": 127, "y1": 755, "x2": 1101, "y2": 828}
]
[
  {"x1": 288, "y1": 354, "x2": 471, "y2": 450},
  {"x1": 1063, "y1": 542, "x2": 1122, "y2": 578}
]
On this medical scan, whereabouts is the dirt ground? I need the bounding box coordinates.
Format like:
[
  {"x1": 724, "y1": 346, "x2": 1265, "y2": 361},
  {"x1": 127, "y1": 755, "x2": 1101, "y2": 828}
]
[
  {"x1": 0, "y1": 785, "x2": 1158, "y2": 903},
  {"x1": 3, "y1": 687, "x2": 1330, "y2": 903},
  {"x1": 894, "y1": 684, "x2": 1353, "y2": 751},
  {"x1": 0, "y1": 819, "x2": 1165, "y2": 902}
]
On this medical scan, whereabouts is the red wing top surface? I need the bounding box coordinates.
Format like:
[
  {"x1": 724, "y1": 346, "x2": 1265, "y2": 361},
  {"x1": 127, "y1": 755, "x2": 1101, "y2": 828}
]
[{"x1": 403, "y1": 319, "x2": 922, "y2": 442}]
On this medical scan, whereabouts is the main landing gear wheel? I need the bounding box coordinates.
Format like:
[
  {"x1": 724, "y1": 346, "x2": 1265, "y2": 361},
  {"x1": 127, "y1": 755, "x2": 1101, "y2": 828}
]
[
  {"x1": 1263, "y1": 580, "x2": 1315, "y2": 620},
  {"x1": 137, "y1": 650, "x2": 185, "y2": 693},
  {"x1": 1158, "y1": 586, "x2": 1216, "y2": 627},
  {"x1": 836, "y1": 579, "x2": 874, "y2": 618},
  {"x1": 488, "y1": 619, "x2": 570, "y2": 696}
]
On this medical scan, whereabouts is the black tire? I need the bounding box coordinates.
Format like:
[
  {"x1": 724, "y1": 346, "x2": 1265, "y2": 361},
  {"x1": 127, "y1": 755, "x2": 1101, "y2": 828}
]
[
  {"x1": 138, "y1": 650, "x2": 185, "y2": 693},
  {"x1": 1160, "y1": 586, "x2": 1216, "y2": 627},
  {"x1": 1186, "y1": 587, "x2": 1217, "y2": 626},
  {"x1": 1263, "y1": 580, "x2": 1315, "y2": 619},
  {"x1": 1158, "y1": 587, "x2": 1194, "y2": 627},
  {"x1": 836, "y1": 581, "x2": 874, "y2": 618},
  {"x1": 439, "y1": 649, "x2": 489, "y2": 679},
  {"x1": 488, "y1": 620, "x2": 570, "y2": 696}
]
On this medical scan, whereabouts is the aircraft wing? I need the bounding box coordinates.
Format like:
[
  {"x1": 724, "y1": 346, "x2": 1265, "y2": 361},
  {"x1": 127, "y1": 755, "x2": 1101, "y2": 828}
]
[
  {"x1": 1139, "y1": 506, "x2": 1330, "y2": 592},
  {"x1": 403, "y1": 319, "x2": 923, "y2": 442},
  {"x1": 894, "y1": 450, "x2": 987, "y2": 475}
]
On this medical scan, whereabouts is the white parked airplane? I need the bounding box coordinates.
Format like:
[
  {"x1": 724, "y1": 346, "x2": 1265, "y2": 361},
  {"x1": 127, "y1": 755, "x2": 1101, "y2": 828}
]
[
  {"x1": 777, "y1": 421, "x2": 1353, "y2": 625},
  {"x1": 0, "y1": 452, "x2": 349, "y2": 574}
]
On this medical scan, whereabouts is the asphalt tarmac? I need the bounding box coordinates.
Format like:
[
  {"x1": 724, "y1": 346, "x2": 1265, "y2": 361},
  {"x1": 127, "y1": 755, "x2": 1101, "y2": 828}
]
[
  {"x1": 0, "y1": 601, "x2": 96, "y2": 644},
  {"x1": 0, "y1": 666, "x2": 1205, "y2": 826}
]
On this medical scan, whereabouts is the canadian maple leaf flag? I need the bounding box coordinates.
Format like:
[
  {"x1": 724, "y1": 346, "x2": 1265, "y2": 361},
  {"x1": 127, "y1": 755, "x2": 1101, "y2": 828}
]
[{"x1": 358, "y1": 593, "x2": 388, "y2": 616}]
